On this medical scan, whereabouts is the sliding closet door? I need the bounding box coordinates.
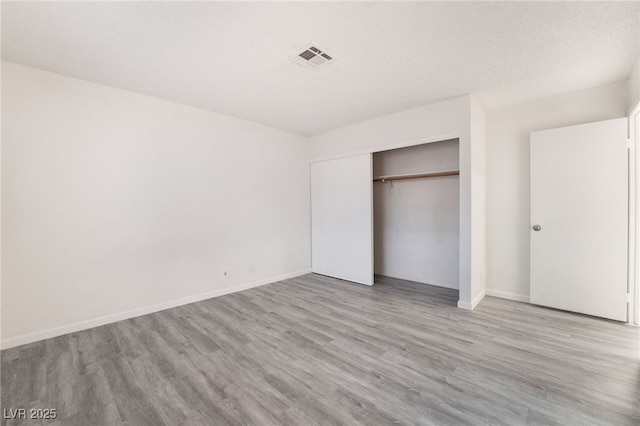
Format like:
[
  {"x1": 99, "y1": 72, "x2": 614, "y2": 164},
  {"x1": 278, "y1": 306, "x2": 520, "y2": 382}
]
[{"x1": 311, "y1": 154, "x2": 373, "y2": 286}]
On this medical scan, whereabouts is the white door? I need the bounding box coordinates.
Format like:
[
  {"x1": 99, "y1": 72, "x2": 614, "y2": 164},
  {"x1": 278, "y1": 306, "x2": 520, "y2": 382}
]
[
  {"x1": 530, "y1": 118, "x2": 628, "y2": 321},
  {"x1": 311, "y1": 154, "x2": 373, "y2": 285}
]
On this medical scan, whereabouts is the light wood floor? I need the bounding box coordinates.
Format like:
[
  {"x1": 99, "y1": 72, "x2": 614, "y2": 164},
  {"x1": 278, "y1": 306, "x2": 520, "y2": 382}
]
[{"x1": 2, "y1": 274, "x2": 639, "y2": 425}]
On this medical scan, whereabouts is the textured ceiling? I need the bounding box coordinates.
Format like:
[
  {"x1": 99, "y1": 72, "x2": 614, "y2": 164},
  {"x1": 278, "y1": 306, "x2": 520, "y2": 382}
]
[{"x1": 2, "y1": 2, "x2": 639, "y2": 135}]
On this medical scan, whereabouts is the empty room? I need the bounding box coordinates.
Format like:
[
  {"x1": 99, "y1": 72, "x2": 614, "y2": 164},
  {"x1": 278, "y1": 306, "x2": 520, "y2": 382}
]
[{"x1": 2, "y1": 1, "x2": 640, "y2": 425}]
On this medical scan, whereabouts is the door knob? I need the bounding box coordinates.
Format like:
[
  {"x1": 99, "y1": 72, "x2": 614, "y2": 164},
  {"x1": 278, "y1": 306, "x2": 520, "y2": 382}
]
[{"x1": 532, "y1": 225, "x2": 542, "y2": 231}]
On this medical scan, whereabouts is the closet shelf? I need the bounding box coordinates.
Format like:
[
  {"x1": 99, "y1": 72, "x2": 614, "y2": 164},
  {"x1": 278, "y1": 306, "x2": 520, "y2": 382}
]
[{"x1": 373, "y1": 169, "x2": 459, "y2": 183}]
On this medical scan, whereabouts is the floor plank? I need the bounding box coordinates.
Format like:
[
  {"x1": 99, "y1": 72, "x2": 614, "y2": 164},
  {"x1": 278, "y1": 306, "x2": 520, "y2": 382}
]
[{"x1": 2, "y1": 274, "x2": 639, "y2": 425}]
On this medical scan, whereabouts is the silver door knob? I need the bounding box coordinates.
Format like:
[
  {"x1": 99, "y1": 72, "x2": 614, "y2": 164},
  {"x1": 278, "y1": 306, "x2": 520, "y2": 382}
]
[{"x1": 532, "y1": 225, "x2": 542, "y2": 231}]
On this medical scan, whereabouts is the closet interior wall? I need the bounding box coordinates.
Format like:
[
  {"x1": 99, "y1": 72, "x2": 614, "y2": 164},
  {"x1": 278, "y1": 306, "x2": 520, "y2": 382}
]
[{"x1": 373, "y1": 139, "x2": 460, "y2": 289}]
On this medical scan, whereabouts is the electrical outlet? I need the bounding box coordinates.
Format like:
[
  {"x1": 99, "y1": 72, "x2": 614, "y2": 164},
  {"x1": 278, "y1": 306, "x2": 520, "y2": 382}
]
[
  {"x1": 248, "y1": 263, "x2": 255, "y2": 273},
  {"x1": 220, "y1": 267, "x2": 229, "y2": 279}
]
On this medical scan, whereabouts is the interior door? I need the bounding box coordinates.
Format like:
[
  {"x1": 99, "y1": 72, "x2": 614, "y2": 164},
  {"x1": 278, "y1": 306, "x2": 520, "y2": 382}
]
[
  {"x1": 530, "y1": 118, "x2": 628, "y2": 321},
  {"x1": 311, "y1": 154, "x2": 373, "y2": 285}
]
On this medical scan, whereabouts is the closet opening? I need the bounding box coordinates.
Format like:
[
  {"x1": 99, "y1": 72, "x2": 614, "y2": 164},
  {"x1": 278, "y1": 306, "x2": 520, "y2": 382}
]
[{"x1": 373, "y1": 139, "x2": 460, "y2": 298}]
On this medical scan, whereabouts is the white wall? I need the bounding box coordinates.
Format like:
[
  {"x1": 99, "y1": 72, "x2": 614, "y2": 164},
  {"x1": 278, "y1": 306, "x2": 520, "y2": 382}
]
[
  {"x1": 486, "y1": 81, "x2": 628, "y2": 301},
  {"x1": 629, "y1": 55, "x2": 640, "y2": 113},
  {"x1": 309, "y1": 97, "x2": 467, "y2": 160},
  {"x1": 469, "y1": 95, "x2": 487, "y2": 306},
  {"x1": 310, "y1": 95, "x2": 487, "y2": 309},
  {"x1": 373, "y1": 140, "x2": 459, "y2": 288},
  {"x1": 1, "y1": 62, "x2": 311, "y2": 348},
  {"x1": 0, "y1": 61, "x2": 3, "y2": 351}
]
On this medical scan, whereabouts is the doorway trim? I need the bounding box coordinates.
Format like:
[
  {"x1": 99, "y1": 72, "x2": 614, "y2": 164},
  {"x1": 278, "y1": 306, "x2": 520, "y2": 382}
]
[{"x1": 631, "y1": 106, "x2": 640, "y2": 325}]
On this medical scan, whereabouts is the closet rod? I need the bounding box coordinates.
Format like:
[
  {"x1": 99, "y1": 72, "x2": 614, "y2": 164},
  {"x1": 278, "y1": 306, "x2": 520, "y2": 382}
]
[{"x1": 373, "y1": 169, "x2": 459, "y2": 183}]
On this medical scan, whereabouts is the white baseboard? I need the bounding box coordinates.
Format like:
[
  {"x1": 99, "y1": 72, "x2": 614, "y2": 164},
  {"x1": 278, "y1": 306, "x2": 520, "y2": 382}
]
[
  {"x1": 485, "y1": 289, "x2": 530, "y2": 303},
  {"x1": 457, "y1": 290, "x2": 486, "y2": 311},
  {"x1": 1, "y1": 268, "x2": 312, "y2": 350}
]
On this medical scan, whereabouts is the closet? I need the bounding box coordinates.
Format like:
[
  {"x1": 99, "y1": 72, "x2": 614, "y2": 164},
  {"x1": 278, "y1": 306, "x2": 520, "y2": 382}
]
[
  {"x1": 373, "y1": 139, "x2": 460, "y2": 289},
  {"x1": 310, "y1": 138, "x2": 460, "y2": 290}
]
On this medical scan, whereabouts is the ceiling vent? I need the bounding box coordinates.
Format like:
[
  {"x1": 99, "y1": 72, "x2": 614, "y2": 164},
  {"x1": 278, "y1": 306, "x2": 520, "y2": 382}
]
[{"x1": 293, "y1": 45, "x2": 334, "y2": 70}]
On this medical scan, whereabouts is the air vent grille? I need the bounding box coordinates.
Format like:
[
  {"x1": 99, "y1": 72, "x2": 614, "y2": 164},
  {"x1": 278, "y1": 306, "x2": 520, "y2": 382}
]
[
  {"x1": 299, "y1": 50, "x2": 316, "y2": 60},
  {"x1": 294, "y1": 45, "x2": 334, "y2": 70}
]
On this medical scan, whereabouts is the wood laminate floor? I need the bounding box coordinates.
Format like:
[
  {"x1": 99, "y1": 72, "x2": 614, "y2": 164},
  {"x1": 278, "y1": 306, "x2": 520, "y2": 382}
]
[{"x1": 2, "y1": 274, "x2": 640, "y2": 425}]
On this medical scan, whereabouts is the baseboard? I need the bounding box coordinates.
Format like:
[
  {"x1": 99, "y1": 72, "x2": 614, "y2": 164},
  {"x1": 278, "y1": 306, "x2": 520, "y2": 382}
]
[
  {"x1": 485, "y1": 289, "x2": 530, "y2": 303},
  {"x1": 457, "y1": 290, "x2": 486, "y2": 311},
  {"x1": 1, "y1": 268, "x2": 312, "y2": 350}
]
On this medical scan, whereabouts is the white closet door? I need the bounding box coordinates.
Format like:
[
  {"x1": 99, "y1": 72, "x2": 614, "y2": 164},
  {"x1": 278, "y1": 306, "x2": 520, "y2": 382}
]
[
  {"x1": 311, "y1": 154, "x2": 373, "y2": 286},
  {"x1": 530, "y1": 118, "x2": 628, "y2": 321}
]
